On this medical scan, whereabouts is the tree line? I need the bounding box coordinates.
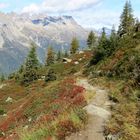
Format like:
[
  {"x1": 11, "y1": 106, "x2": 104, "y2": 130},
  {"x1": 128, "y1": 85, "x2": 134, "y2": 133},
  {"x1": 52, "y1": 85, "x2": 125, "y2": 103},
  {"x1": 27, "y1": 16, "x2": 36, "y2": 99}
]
[
  {"x1": 7, "y1": 36, "x2": 82, "y2": 85},
  {"x1": 90, "y1": 1, "x2": 140, "y2": 66}
]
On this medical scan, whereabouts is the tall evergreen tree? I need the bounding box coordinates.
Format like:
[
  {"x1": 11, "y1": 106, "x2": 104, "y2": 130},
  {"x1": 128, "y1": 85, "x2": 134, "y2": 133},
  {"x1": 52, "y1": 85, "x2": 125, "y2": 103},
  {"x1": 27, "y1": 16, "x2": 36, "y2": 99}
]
[
  {"x1": 21, "y1": 43, "x2": 39, "y2": 84},
  {"x1": 87, "y1": 31, "x2": 96, "y2": 48},
  {"x1": 90, "y1": 28, "x2": 109, "y2": 65},
  {"x1": 56, "y1": 50, "x2": 62, "y2": 61},
  {"x1": 64, "y1": 50, "x2": 69, "y2": 58},
  {"x1": 98, "y1": 28, "x2": 108, "y2": 50},
  {"x1": 109, "y1": 25, "x2": 118, "y2": 54},
  {"x1": 18, "y1": 65, "x2": 24, "y2": 74},
  {"x1": 118, "y1": 0, "x2": 134, "y2": 37},
  {"x1": 45, "y1": 46, "x2": 55, "y2": 66},
  {"x1": 45, "y1": 68, "x2": 56, "y2": 83},
  {"x1": 25, "y1": 44, "x2": 39, "y2": 70},
  {"x1": 0, "y1": 74, "x2": 5, "y2": 82},
  {"x1": 70, "y1": 37, "x2": 79, "y2": 54}
]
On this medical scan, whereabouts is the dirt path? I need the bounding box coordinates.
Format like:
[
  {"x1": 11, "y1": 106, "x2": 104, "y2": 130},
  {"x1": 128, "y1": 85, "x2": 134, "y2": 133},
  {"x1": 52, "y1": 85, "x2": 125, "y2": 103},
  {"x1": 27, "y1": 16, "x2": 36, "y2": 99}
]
[{"x1": 66, "y1": 78, "x2": 111, "y2": 140}]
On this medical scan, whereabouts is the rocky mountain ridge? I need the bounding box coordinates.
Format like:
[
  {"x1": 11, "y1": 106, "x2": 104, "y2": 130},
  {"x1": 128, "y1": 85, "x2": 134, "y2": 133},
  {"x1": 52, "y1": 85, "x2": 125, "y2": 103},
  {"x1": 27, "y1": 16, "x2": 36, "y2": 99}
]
[{"x1": 0, "y1": 12, "x2": 88, "y2": 74}]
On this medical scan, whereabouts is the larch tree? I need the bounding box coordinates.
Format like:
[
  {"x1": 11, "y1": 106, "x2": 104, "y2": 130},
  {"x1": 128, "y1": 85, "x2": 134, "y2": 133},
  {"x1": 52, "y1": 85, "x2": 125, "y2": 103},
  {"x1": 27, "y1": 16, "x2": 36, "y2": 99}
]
[
  {"x1": 45, "y1": 46, "x2": 55, "y2": 66},
  {"x1": 70, "y1": 37, "x2": 80, "y2": 54}
]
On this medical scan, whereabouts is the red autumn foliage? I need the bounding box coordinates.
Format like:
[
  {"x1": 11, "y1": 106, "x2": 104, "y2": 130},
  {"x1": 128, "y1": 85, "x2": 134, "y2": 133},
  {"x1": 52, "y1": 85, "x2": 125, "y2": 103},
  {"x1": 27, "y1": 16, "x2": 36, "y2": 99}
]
[
  {"x1": 57, "y1": 120, "x2": 77, "y2": 140},
  {"x1": 46, "y1": 136, "x2": 53, "y2": 140},
  {"x1": 0, "y1": 96, "x2": 34, "y2": 132},
  {"x1": 0, "y1": 77, "x2": 86, "y2": 140}
]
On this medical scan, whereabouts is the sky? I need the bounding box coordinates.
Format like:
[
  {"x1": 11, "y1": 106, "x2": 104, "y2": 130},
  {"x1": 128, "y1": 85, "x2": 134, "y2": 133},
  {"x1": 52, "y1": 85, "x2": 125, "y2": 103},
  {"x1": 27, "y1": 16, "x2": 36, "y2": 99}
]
[{"x1": 0, "y1": 0, "x2": 140, "y2": 29}]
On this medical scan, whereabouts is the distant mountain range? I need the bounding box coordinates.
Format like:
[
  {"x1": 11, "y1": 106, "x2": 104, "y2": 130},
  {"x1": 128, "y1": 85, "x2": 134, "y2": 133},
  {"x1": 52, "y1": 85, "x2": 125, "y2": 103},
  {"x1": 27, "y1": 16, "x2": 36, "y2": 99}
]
[{"x1": 0, "y1": 12, "x2": 88, "y2": 74}]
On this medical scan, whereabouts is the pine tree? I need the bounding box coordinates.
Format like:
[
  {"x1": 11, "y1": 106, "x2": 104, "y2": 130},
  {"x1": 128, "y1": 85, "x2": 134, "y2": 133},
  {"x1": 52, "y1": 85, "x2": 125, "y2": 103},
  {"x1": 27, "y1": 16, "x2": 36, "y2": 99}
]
[
  {"x1": 64, "y1": 50, "x2": 69, "y2": 58},
  {"x1": 98, "y1": 28, "x2": 107, "y2": 46},
  {"x1": 118, "y1": 1, "x2": 134, "y2": 37},
  {"x1": 45, "y1": 68, "x2": 56, "y2": 83},
  {"x1": 20, "y1": 43, "x2": 39, "y2": 85},
  {"x1": 45, "y1": 46, "x2": 55, "y2": 66},
  {"x1": 134, "y1": 19, "x2": 140, "y2": 39},
  {"x1": 70, "y1": 37, "x2": 79, "y2": 54},
  {"x1": 56, "y1": 50, "x2": 62, "y2": 61},
  {"x1": 98, "y1": 28, "x2": 109, "y2": 52},
  {"x1": 0, "y1": 74, "x2": 5, "y2": 82},
  {"x1": 18, "y1": 65, "x2": 24, "y2": 74},
  {"x1": 87, "y1": 31, "x2": 96, "y2": 48},
  {"x1": 90, "y1": 28, "x2": 109, "y2": 65},
  {"x1": 109, "y1": 25, "x2": 118, "y2": 55}
]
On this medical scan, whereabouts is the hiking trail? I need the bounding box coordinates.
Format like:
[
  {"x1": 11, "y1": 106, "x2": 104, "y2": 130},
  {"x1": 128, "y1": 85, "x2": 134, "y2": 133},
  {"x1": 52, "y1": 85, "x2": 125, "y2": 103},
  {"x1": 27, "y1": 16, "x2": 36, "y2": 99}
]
[{"x1": 67, "y1": 78, "x2": 111, "y2": 140}]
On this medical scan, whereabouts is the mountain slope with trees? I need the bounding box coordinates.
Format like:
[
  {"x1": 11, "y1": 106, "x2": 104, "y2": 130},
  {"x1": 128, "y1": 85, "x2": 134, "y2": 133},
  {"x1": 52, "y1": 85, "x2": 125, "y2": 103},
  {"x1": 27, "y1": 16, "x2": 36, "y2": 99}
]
[
  {"x1": 0, "y1": 1, "x2": 139, "y2": 140},
  {"x1": 85, "y1": 1, "x2": 140, "y2": 139},
  {"x1": 0, "y1": 13, "x2": 88, "y2": 74}
]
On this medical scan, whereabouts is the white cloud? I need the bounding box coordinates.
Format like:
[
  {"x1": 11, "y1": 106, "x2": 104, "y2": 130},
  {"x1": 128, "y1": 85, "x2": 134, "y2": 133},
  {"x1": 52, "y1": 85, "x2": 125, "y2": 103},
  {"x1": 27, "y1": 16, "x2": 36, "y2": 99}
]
[
  {"x1": 22, "y1": 0, "x2": 101, "y2": 13},
  {"x1": 21, "y1": 0, "x2": 120, "y2": 29},
  {"x1": 77, "y1": 10, "x2": 120, "y2": 29},
  {"x1": 0, "y1": 3, "x2": 8, "y2": 9},
  {"x1": 22, "y1": 4, "x2": 40, "y2": 13}
]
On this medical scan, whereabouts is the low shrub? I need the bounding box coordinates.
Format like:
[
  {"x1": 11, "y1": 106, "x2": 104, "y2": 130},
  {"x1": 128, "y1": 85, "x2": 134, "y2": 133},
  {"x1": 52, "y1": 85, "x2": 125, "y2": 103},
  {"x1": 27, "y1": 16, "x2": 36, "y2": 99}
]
[
  {"x1": 56, "y1": 120, "x2": 77, "y2": 140},
  {"x1": 90, "y1": 49, "x2": 105, "y2": 65},
  {"x1": 45, "y1": 69, "x2": 57, "y2": 83},
  {"x1": 0, "y1": 109, "x2": 5, "y2": 115}
]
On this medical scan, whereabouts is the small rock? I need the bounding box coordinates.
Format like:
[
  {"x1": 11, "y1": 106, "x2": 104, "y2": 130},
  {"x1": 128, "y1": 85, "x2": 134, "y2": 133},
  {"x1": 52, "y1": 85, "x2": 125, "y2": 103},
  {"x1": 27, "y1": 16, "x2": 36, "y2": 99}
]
[
  {"x1": 3, "y1": 114, "x2": 7, "y2": 117},
  {"x1": 74, "y1": 61, "x2": 79, "y2": 65},
  {"x1": 0, "y1": 84, "x2": 6, "y2": 89},
  {"x1": 28, "y1": 117, "x2": 32, "y2": 122},
  {"x1": 2, "y1": 132, "x2": 5, "y2": 136},
  {"x1": 79, "y1": 51, "x2": 84, "y2": 54},
  {"x1": 9, "y1": 134, "x2": 14, "y2": 137},
  {"x1": 24, "y1": 125, "x2": 29, "y2": 129},
  {"x1": 63, "y1": 58, "x2": 72, "y2": 63},
  {"x1": 6, "y1": 97, "x2": 13, "y2": 103},
  {"x1": 106, "y1": 134, "x2": 118, "y2": 140},
  {"x1": 41, "y1": 76, "x2": 45, "y2": 79}
]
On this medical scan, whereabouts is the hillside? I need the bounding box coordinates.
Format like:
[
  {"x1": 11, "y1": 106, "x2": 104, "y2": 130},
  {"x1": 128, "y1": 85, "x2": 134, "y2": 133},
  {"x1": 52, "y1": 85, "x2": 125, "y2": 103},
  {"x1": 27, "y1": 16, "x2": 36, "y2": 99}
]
[
  {"x1": 85, "y1": 37, "x2": 140, "y2": 140},
  {"x1": 0, "y1": 12, "x2": 88, "y2": 74},
  {"x1": 0, "y1": 1, "x2": 140, "y2": 140},
  {"x1": 0, "y1": 51, "x2": 93, "y2": 140}
]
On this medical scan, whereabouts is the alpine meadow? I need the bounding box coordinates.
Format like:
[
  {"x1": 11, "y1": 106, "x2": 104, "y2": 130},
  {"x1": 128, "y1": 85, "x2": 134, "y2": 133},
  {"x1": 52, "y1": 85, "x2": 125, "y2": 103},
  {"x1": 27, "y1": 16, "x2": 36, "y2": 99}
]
[{"x1": 0, "y1": 0, "x2": 140, "y2": 140}]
